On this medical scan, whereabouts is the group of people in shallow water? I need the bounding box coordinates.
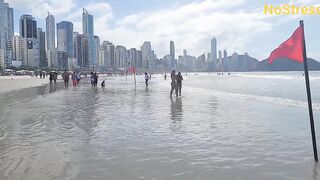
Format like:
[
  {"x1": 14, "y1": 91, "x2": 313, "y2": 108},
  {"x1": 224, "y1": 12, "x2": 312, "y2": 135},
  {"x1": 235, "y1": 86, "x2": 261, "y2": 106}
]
[
  {"x1": 35, "y1": 71, "x2": 46, "y2": 79},
  {"x1": 144, "y1": 70, "x2": 184, "y2": 98},
  {"x1": 49, "y1": 72, "x2": 58, "y2": 83},
  {"x1": 169, "y1": 70, "x2": 183, "y2": 98},
  {"x1": 48, "y1": 69, "x2": 185, "y2": 97},
  {"x1": 90, "y1": 72, "x2": 99, "y2": 87},
  {"x1": 61, "y1": 70, "x2": 81, "y2": 87}
]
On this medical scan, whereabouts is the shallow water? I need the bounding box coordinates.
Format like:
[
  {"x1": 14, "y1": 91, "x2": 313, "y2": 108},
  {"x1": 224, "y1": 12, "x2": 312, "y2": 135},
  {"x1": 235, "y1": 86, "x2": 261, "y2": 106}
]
[{"x1": 1, "y1": 72, "x2": 320, "y2": 180}]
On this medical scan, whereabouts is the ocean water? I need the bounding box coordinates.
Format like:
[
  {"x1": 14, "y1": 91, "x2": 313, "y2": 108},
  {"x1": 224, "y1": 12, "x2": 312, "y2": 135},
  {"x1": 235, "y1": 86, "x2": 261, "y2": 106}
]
[{"x1": 0, "y1": 71, "x2": 320, "y2": 180}]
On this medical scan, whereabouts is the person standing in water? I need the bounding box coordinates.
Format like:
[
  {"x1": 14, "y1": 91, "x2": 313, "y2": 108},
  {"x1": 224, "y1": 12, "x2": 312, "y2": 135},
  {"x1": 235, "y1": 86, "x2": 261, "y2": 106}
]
[
  {"x1": 71, "y1": 72, "x2": 77, "y2": 87},
  {"x1": 145, "y1": 72, "x2": 150, "y2": 87},
  {"x1": 62, "y1": 70, "x2": 69, "y2": 87},
  {"x1": 53, "y1": 72, "x2": 58, "y2": 83},
  {"x1": 76, "y1": 71, "x2": 81, "y2": 84},
  {"x1": 94, "y1": 73, "x2": 98, "y2": 87},
  {"x1": 176, "y1": 72, "x2": 183, "y2": 96},
  {"x1": 164, "y1": 73, "x2": 167, "y2": 80},
  {"x1": 90, "y1": 72, "x2": 95, "y2": 87},
  {"x1": 170, "y1": 70, "x2": 178, "y2": 98},
  {"x1": 101, "y1": 80, "x2": 105, "y2": 87}
]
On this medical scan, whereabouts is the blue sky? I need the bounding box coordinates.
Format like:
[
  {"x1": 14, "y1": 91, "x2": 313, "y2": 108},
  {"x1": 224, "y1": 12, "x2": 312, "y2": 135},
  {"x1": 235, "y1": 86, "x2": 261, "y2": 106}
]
[{"x1": 7, "y1": 0, "x2": 320, "y2": 61}]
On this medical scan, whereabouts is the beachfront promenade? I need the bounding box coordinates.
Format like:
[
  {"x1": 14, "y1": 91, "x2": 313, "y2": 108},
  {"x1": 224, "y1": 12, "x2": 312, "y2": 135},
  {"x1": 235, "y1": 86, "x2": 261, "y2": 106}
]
[{"x1": 0, "y1": 73, "x2": 320, "y2": 179}]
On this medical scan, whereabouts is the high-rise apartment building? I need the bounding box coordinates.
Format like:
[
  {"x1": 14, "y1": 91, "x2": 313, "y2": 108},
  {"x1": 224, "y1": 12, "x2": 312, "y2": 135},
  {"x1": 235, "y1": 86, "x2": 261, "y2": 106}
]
[{"x1": 19, "y1": 14, "x2": 39, "y2": 67}]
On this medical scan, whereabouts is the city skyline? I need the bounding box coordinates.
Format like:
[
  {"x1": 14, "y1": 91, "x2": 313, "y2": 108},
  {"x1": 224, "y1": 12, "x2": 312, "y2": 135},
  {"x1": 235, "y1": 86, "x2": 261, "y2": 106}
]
[{"x1": 6, "y1": 0, "x2": 320, "y2": 61}]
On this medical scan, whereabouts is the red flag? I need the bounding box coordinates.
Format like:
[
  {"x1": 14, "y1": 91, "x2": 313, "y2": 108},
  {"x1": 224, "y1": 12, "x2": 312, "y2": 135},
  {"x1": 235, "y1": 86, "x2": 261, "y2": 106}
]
[
  {"x1": 268, "y1": 26, "x2": 304, "y2": 64},
  {"x1": 127, "y1": 67, "x2": 135, "y2": 73}
]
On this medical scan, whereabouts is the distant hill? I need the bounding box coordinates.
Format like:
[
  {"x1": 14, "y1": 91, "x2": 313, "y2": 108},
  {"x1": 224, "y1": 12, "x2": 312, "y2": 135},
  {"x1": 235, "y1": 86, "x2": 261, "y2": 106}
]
[{"x1": 258, "y1": 58, "x2": 320, "y2": 71}]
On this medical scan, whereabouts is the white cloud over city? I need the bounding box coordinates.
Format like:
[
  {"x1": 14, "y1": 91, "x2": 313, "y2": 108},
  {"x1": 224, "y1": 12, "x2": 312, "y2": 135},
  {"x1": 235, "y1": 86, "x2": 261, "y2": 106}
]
[{"x1": 9, "y1": 0, "x2": 317, "y2": 60}]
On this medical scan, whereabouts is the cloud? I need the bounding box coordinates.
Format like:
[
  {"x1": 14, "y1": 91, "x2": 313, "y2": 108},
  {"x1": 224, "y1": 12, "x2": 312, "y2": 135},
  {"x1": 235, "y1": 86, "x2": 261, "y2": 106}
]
[
  {"x1": 8, "y1": 0, "x2": 76, "y2": 18},
  {"x1": 98, "y1": 0, "x2": 275, "y2": 58},
  {"x1": 9, "y1": 0, "x2": 302, "y2": 60}
]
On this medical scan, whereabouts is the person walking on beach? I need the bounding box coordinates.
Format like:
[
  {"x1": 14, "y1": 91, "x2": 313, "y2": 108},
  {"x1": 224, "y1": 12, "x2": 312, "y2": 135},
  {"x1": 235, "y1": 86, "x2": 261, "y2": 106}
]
[
  {"x1": 94, "y1": 73, "x2": 98, "y2": 87},
  {"x1": 145, "y1": 72, "x2": 150, "y2": 87},
  {"x1": 71, "y1": 72, "x2": 77, "y2": 87},
  {"x1": 176, "y1": 72, "x2": 183, "y2": 96},
  {"x1": 90, "y1": 72, "x2": 95, "y2": 87},
  {"x1": 76, "y1": 72, "x2": 81, "y2": 84},
  {"x1": 62, "y1": 70, "x2": 69, "y2": 87},
  {"x1": 49, "y1": 72, "x2": 53, "y2": 83},
  {"x1": 53, "y1": 72, "x2": 58, "y2": 83},
  {"x1": 170, "y1": 70, "x2": 178, "y2": 98}
]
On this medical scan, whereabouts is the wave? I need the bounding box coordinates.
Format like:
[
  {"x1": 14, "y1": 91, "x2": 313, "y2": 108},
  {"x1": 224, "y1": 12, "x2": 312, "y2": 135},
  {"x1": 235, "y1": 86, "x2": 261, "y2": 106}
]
[
  {"x1": 234, "y1": 74, "x2": 320, "y2": 81},
  {"x1": 159, "y1": 82, "x2": 320, "y2": 111}
]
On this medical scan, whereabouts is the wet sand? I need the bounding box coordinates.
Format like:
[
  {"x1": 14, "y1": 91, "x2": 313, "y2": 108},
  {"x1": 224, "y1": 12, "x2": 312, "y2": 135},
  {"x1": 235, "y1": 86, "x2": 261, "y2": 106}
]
[
  {"x1": 0, "y1": 76, "x2": 50, "y2": 94},
  {"x1": 1, "y1": 73, "x2": 320, "y2": 180}
]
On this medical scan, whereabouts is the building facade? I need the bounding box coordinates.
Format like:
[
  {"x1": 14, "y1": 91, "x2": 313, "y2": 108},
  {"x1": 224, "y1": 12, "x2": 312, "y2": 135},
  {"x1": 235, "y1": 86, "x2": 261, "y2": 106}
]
[{"x1": 19, "y1": 14, "x2": 39, "y2": 67}]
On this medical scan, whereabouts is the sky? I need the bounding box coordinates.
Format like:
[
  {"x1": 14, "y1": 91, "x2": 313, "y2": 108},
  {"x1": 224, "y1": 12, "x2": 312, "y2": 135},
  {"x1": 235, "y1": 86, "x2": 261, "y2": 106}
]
[{"x1": 6, "y1": 0, "x2": 320, "y2": 61}]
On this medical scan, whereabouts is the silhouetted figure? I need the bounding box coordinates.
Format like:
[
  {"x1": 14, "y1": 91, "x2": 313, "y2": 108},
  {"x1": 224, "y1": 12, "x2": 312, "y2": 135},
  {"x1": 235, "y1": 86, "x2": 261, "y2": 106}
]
[
  {"x1": 76, "y1": 72, "x2": 81, "y2": 84},
  {"x1": 101, "y1": 80, "x2": 105, "y2": 88},
  {"x1": 53, "y1": 72, "x2": 58, "y2": 83},
  {"x1": 94, "y1": 73, "x2": 98, "y2": 87},
  {"x1": 71, "y1": 72, "x2": 77, "y2": 87},
  {"x1": 164, "y1": 73, "x2": 167, "y2": 80},
  {"x1": 90, "y1": 72, "x2": 95, "y2": 87},
  {"x1": 62, "y1": 70, "x2": 69, "y2": 88},
  {"x1": 49, "y1": 72, "x2": 53, "y2": 83},
  {"x1": 145, "y1": 72, "x2": 150, "y2": 87},
  {"x1": 170, "y1": 70, "x2": 178, "y2": 98},
  {"x1": 176, "y1": 72, "x2": 183, "y2": 96}
]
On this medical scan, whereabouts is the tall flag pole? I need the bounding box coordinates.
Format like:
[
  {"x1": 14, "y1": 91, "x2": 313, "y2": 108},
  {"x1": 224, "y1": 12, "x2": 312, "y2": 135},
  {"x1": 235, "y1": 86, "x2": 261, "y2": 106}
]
[
  {"x1": 133, "y1": 66, "x2": 137, "y2": 90},
  {"x1": 300, "y1": 20, "x2": 318, "y2": 162},
  {"x1": 268, "y1": 20, "x2": 318, "y2": 162}
]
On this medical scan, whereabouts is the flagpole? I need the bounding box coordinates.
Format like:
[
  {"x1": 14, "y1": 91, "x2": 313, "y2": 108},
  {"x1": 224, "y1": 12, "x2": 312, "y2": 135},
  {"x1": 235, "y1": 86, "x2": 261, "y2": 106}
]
[
  {"x1": 300, "y1": 20, "x2": 318, "y2": 162},
  {"x1": 133, "y1": 66, "x2": 137, "y2": 91}
]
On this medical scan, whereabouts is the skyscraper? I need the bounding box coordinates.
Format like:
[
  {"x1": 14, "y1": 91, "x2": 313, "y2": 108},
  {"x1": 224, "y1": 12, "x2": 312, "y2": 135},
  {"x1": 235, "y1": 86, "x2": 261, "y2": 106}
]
[
  {"x1": 57, "y1": 21, "x2": 73, "y2": 70},
  {"x1": 141, "y1": 41, "x2": 153, "y2": 70},
  {"x1": 183, "y1": 49, "x2": 187, "y2": 57},
  {"x1": 211, "y1": 37, "x2": 217, "y2": 63},
  {"x1": 223, "y1": 49, "x2": 228, "y2": 63},
  {"x1": 0, "y1": 0, "x2": 14, "y2": 68},
  {"x1": 82, "y1": 8, "x2": 96, "y2": 69},
  {"x1": 114, "y1": 45, "x2": 127, "y2": 68},
  {"x1": 37, "y1": 28, "x2": 47, "y2": 67},
  {"x1": 137, "y1": 50, "x2": 142, "y2": 69},
  {"x1": 13, "y1": 35, "x2": 23, "y2": 62},
  {"x1": 94, "y1": 35, "x2": 100, "y2": 67},
  {"x1": 46, "y1": 12, "x2": 55, "y2": 50},
  {"x1": 74, "y1": 32, "x2": 88, "y2": 68},
  {"x1": 170, "y1": 41, "x2": 176, "y2": 70},
  {"x1": 57, "y1": 21, "x2": 74, "y2": 57},
  {"x1": 128, "y1": 48, "x2": 137, "y2": 68},
  {"x1": 19, "y1": 15, "x2": 39, "y2": 67},
  {"x1": 218, "y1": 50, "x2": 222, "y2": 63},
  {"x1": 101, "y1": 41, "x2": 114, "y2": 68}
]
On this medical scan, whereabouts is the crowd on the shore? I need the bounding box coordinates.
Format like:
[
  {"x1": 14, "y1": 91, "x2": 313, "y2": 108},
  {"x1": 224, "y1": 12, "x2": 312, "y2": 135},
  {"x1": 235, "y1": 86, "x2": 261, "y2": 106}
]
[{"x1": 45, "y1": 69, "x2": 185, "y2": 98}]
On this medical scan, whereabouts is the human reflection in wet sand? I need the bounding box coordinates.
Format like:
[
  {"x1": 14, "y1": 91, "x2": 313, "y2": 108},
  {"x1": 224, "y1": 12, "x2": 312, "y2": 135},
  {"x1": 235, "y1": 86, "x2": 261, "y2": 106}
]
[
  {"x1": 170, "y1": 97, "x2": 183, "y2": 131},
  {"x1": 49, "y1": 83, "x2": 57, "y2": 93}
]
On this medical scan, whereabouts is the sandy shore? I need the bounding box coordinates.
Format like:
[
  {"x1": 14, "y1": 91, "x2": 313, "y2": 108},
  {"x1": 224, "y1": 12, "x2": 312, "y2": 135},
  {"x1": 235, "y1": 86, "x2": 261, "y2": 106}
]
[{"x1": 0, "y1": 76, "x2": 50, "y2": 94}]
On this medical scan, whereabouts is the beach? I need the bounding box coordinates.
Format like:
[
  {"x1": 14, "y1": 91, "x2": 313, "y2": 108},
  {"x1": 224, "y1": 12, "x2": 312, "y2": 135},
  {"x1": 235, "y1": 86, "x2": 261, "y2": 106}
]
[
  {"x1": 0, "y1": 76, "x2": 49, "y2": 94},
  {"x1": 0, "y1": 72, "x2": 320, "y2": 180}
]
